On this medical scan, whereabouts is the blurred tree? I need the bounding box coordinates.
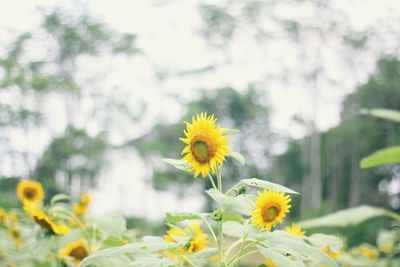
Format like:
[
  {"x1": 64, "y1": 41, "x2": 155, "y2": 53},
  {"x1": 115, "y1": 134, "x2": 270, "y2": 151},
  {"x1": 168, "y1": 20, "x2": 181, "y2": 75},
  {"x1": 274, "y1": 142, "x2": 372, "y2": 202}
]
[
  {"x1": 0, "y1": 7, "x2": 139, "y2": 198},
  {"x1": 272, "y1": 57, "x2": 400, "y2": 219},
  {"x1": 128, "y1": 86, "x2": 273, "y2": 211}
]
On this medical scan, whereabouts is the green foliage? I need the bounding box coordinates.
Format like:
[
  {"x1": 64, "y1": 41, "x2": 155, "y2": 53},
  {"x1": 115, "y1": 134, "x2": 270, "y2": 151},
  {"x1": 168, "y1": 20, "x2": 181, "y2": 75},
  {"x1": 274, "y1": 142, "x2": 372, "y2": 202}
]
[
  {"x1": 360, "y1": 145, "x2": 400, "y2": 169},
  {"x1": 299, "y1": 205, "x2": 398, "y2": 229}
]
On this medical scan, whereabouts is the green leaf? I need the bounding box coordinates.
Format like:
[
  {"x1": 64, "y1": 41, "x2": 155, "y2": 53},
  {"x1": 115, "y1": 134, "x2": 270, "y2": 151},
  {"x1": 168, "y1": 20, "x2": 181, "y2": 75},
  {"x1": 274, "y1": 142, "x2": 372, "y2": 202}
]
[
  {"x1": 206, "y1": 189, "x2": 255, "y2": 215},
  {"x1": 87, "y1": 213, "x2": 127, "y2": 238},
  {"x1": 50, "y1": 194, "x2": 70, "y2": 205},
  {"x1": 79, "y1": 240, "x2": 179, "y2": 267},
  {"x1": 260, "y1": 231, "x2": 339, "y2": 267},
  {"x1": 229, "y1": 151, "x2": 245, "y2": 165},
  {"x1": 162, "y1": 158, "x2": 191, "y2": 172},
  {"x1": 241, "y1": 178, "x2": 299, "y2": 194},
  {"x1": 360, "y1": 108, "x2": 400, "y2": 123},
  {"x1": 360, "y1": 145, "x2": 400, "y2": 168},
  {"x1": 222, "y1": 211, "x2": 244, "y2": 223},
  {"x1": 222, "y1": 221, "x2": 260, "y2": 238},
  {"x1": 306, "y1": 234, "x2": 343, "y2": 252},
  {"x1": 165, "y1": 212, "x2": 209, "y2": 224},
  {"x1": 256, "y1": 245, "x2": 306, "y2": 267},
  {"x1": 299, "y1": 205, "x2": 391, "y2": 229}
]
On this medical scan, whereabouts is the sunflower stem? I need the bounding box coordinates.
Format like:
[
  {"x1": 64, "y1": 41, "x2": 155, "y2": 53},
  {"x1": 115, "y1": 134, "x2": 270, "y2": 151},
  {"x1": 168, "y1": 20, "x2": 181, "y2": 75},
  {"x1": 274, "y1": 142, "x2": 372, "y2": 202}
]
[
  {"x1": 216, "y1": 166, "x2": 224, "y2": 266},
  {"x1": 207, "y1": 174, "x2": 218, "y2": 191}
]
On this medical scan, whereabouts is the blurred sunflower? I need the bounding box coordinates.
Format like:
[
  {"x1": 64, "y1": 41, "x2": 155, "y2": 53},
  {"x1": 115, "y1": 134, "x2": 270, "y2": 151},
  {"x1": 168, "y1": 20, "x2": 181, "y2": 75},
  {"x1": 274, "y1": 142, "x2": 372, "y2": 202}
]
[
  {"x1": 284, "y1": 223, "x2": 305, "y2": 237},
  {"x1": 16, "y1": 180, "x2": 44, "y2": 205},
  {"x1": 322, "y1": 246, "x2": 341, "y2": 259},
  {"x1": 73, "y1": 193, "x2": 91, "y2": 217},
  {"x1": 164, "y1": 223, "x2": 208, "y2": 256},
  {"x1": 59, "y1": 239, "x2": 89, "y2": 264},
  {"x1": 379, "y1": 241, "x2": 393, "y2": 254},
  {"x1": 265, "y1": 258, "x2": 278, "y2": 267},
  {"x1": 358, "y1": 245, "x2": 378, "y2": 260},
  {"x1": 24, "y1": 203, "x2": 70, "y2": 236},
  {"x1": 0, "y1": 208, "x2": 7, "y2": 224},
  {"x1": 180, "y1": 112, "x2": 229, "y2": 177},
  {"x1": 8, "y1": 227, "x2": 22, "y2": 247},
  {"x1": 252, "y1": 190, "x2": 291, "y2": 231}
]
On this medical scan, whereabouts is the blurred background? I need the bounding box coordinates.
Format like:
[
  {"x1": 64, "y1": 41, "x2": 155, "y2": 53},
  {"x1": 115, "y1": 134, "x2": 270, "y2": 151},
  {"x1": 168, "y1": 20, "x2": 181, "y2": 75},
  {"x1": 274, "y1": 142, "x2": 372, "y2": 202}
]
[{"x1": 0, "y1": 0, "x2": 399, "y2": 246}]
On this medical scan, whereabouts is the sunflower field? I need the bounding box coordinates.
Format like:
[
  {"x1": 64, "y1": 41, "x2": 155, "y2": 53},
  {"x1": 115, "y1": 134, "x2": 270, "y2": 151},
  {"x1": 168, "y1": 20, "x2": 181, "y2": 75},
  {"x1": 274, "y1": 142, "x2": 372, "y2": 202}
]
[
  {"x1": 1, "y1": 1, "x2": 400, "y2": 267},
  {"x1": 1, "y1": 111, "x2": 399, "y2": 267}
]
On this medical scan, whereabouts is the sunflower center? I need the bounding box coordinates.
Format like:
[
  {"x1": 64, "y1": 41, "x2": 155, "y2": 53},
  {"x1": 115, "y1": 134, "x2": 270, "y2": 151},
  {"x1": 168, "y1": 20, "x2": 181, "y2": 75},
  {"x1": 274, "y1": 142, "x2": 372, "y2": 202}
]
[
  {"x1": 70, "y1": 246, "x2": 88, "y2": 260},
  {"x1": 190, "y1": 134, "x2": 216, "y2": 164},
  {"x1": 23, "y1": 187, "x2": 37, "y2": 199},
  {"x1": 34, "y1": 217, "x2": 53, "y2": 231},
  {"x1": 262, "y1": 205, "x2": 280, "y2": 222}
]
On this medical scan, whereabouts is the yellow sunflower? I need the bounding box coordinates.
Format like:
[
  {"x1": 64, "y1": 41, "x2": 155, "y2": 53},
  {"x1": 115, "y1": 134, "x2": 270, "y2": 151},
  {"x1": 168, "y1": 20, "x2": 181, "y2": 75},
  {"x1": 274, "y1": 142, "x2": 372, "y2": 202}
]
[
  {"x1": 164, "y1": 223, "x2": 208, "y2": 256},
  {"x1": 8, "y1": 227, "x2": 22, "y2": 247},
  {"x1": 59, "y1": 239, "x2": 89, "y2": 264},
  {"x1": 16, "y1": 180, "x2": 44, "y2": 204},
  {"x1": 284, "y1": 223, "x2": 305, "y2": 237},
  {"x1": 180, "y1": 112, "x2": 229, "y2": 178},
  {"x1": 265, "y1": 258, "x2": 278, "y2": 267},
  {"x1": 73, "y1": 193, "x2": 91, "y2": 217},
  {"x1": 322, "y1": 246, "x2": 341, "y2": 260},
  {"x1": 0, "y1": 208, "x2": 7, "y2": 224},
  {"x1": 252, "y1": 190, "x2": 291, "y2": 231},
  {"x1": 358, "y1": 245, "x2": 378, "y2": 260},
  {"x1": 24, "y1": 203, "x2": 70, "y2": 236}
]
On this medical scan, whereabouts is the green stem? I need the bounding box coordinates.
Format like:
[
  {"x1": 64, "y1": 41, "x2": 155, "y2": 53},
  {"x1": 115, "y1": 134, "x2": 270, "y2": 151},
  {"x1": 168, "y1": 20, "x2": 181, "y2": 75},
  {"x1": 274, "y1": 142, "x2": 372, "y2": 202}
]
[
  {"x1": 233, "y1": 232, "x2": 248, "y2": 267},
  {"x1": 228, "y1": 250, "x2": 258, "y2": 267},
  {"x1": 225, "y1": 181, "x2": 243, "y2": 196},
  {"x1": 208, "y1": 174, "x2": 218, "y2": 190},
  {"x1": 216, "y1": 166, "x2": 224, "y2": 266},
  {"x1": 178, "y1": 253, "x2": 196, "y2": 267},
  {"x1": 203, "y1": 217, "x2": 218, "y2": 246}
]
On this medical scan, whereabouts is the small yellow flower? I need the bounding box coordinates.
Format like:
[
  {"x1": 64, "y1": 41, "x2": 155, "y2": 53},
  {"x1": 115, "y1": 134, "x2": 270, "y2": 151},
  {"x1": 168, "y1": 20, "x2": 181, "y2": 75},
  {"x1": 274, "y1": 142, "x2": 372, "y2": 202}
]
[
  {"x1": 78, "y1": 193, "x2": 91, "y2": 206},
  {"x1": 16, "y1": 180, "x2": 44, "y2": 205},
  {"x1": 73, "y1": 193, "x2": 91, "y2": 217},
  {"x1": 0, "y1": 208, "x2": 8, "y2": 224},
  {"x1": 252, "y1": 190, "x2": 291, "y2": 231},
  {"x1": 59, "y1": 239, "x2": 89, "y2": 264},
  {"x1": 284, "y1": 223, "x2": 305, "y2": 237},
  {"x1": 265, "y1": 258, "x2": 278, "y2": 267},
  {"x1": 379, "y1": 241, "x2": 393, "y2": 254},
  {"x1": 322, "y1": 246, "x2": 341, "y2": 259},
  {"x1": 164, "y1": 223, "x2": 208, "y2": 256},
  {"x1": 24, "y1": 203, "x2": 70, "y2": 236},
  {"x1": 180, "y1": 112, "x2": 230, "y2": 177},
  {"x1": 358, "y1": 245, "x2": 378, "y2": 260},
  {"x1": 8, "y1": 227, "x2": 22, "y2": 247}
]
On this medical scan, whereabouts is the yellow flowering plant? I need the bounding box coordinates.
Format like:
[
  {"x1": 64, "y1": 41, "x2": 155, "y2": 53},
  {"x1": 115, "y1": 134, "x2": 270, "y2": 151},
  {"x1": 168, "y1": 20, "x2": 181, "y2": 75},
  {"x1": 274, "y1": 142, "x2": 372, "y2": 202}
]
[{"x1": 78, "y1": 112, "x2": 343, "y2": 266}]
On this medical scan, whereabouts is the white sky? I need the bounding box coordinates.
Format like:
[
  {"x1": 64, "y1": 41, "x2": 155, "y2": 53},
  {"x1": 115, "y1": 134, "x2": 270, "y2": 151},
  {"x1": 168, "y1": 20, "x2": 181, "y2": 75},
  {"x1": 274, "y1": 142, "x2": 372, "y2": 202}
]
[{"x1": 1, "y1": 0, "x2": 399, "y2": 220}]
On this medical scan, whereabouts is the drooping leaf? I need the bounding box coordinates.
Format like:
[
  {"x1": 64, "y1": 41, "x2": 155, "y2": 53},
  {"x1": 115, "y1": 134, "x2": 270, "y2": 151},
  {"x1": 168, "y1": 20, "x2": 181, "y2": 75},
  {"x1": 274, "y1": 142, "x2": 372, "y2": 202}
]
[
  {"x1": 229, "y1": 151, "x2": 245, "y2": 165},
  {"x1": 241, "y1": 178, "x2": 299, "y2": 194},
  {"x1": 360, "y1": 108, "x2": 400, "y2": 123},
  {"x1": 162, "y1": 158, "x2": 191, "y2": 172},
  {"x1": 206, "y1": 189, "x2": 255, "y2": 215},
  {"x1": 360, "y1": 145, "x2": 400, "y2": 168},
  {"x1": 299, "y1": 205, "x2": 394, "y2": 229},
  {"x1": 165, "y1": 212, "x2": 209, "y2": 224}
]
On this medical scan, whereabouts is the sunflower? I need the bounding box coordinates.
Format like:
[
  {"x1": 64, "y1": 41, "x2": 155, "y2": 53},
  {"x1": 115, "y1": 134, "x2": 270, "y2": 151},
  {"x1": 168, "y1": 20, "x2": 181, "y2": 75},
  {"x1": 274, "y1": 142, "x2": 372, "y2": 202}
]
[
  {"x1": 24, "y1": 203, "x2": 70, "y2": 236},
  {"x1": 16, "y1": 180, "x2": 44, "y2": 204},
  {"x1": 0, "y1": 208, "x2": 7, "y2": 225},
  {"x1": 284, "y1": 223, "x2": 305, "y2": 237},
  {"x1": 322, "y1": 246, "x2": 341, "y2": 260},
  {"x1": 73, "y1": 193, "x2": 91, "y2": 217},
  {"x1": 252, "y1": 190, "x2": 291, "y2": 231},
  {"x1": 59, "y1": 239, "x2": 89, "y2": 264},
  {"x1": 8, "y1": 227, "x2": 22, "y2": 247},
  {"x1": 264, "y1": 259, "x2": 278, "y2": 267},
  {"x1": 180, "y1": 112, "x2": 229, "y2": 178},
  {"x1": 164, "y1": 223, "x2": 208, "y2": 256},
  {"x1": 358, "y1": 245, "x2": 378, "y2": 260}
]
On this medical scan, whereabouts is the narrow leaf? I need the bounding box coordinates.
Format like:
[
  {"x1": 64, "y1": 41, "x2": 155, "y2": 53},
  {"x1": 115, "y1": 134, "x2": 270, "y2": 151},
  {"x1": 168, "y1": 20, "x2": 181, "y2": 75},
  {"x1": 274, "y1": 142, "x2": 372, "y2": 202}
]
[
  {"x1": 360, "y1": 145, "x2": 400, "y2": 168},
  {"x1": 241, "y1": 178, "x2": 299, "y2": 194}
]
